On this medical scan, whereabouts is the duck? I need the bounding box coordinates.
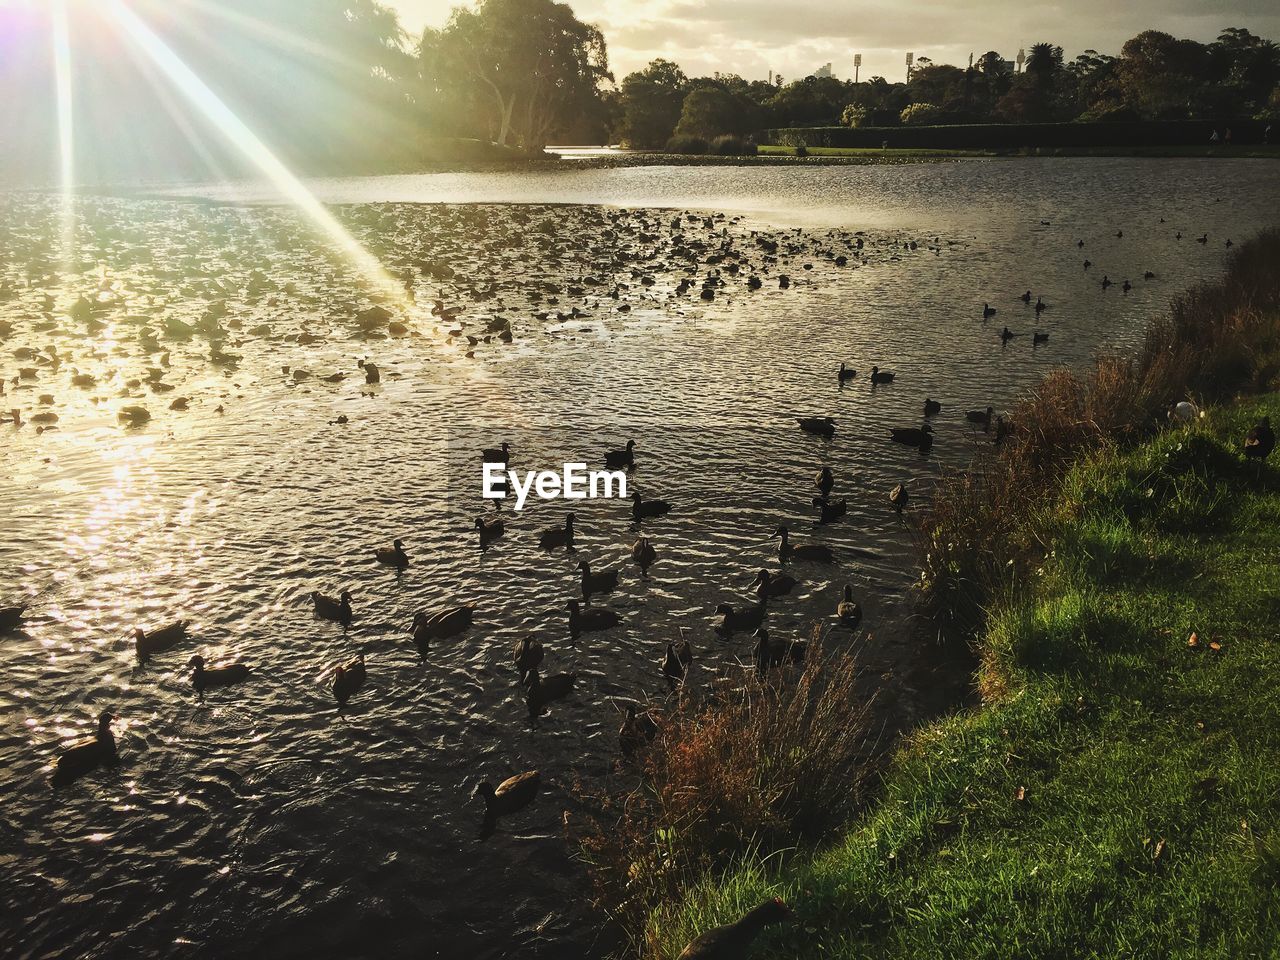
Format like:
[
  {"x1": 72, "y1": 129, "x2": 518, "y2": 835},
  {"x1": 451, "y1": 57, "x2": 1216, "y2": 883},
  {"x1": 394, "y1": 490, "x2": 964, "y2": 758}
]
[
  {"x1": 481, "y1": 441, "x2": 510, "y2": 464},
  {"x1": 837, "y1": 584, "x2": 863, "y2": 627},
  {"x1": 477, "y1": 770, "x2": 539, "y2": 832},
  {"x1": 889, "y1": 482, "x2": 909, "y2": 514},
  {"x1": 312, "y1": 590, "x2": 353, "y2": 626},
  {"x1": 1101, "y1": 275, "x2": 1112, "y2": 288},
  {"x1": 797, "y1": 416, "x2": 835, "y2": 437},
  {"x1": 604, "y1": 439, "x2": 636, "y2": 469},
  {"x1": 567, "y1": 598, "x2": 622, "y2": 635},
  {"x1": 1033, "y1": 331, "x2": 1050, "y2": 344},
  {"x1": 526, "y1": 669, "x2": 577, "y2": 719},
  {"x1": 923, "y1": 398, "x2": 941, "y2": 416},
  {"x1": 715, "y1": 599, "x2": 767, "y2": 635},
  {"x1": 752, "y1": 628, "x2": 786, "y2": 676},
  {"x1": 134, "y1": 621, "x2": 188, "y2": 663},
  {"x1": 579, "y1": 559, "x2": 619, "y2": 599},
  {"x1": 812, "y1": 496, "x2": 847, "y2": 523},
  {"x1": 662, "y1": 636, "x2": 692, "y2": 688},
  {"x1": 815, "y1": 467, "x2": 834, "y2": 497},
  {"x1": 1144, "y1": 271, "x2": 1155, "y2": 280},
  {"x1": 774, "y1": 526, "x2": 834, "y2": 563},
  {"x1": 619, "y1": 704, "x2": 659, "y2": 759},
  {"x1": 1122, "y1": 279, "x2": 1132, "y2": 293},
  {"x1": 966, "y1": 406, "x2": 995, "y2": 429},
  {"x1": 1034, "y1": 298, "x2": 1046, "y2": 313},
  {"x1": 1000, "y1": 326, "x2": 1014, "y2": 343},
  {"x1": 52, "y1": 710, "x2": 118, "y2": 787},
  {"x1": 869, "y1": 366, "x2": 895, "y2": 385},
  {"x1": 889, "y1": 424, "x2": 934, "y2": 449},
  {"x1": 189, "y1": 654, "x2": 252, "y2": 694},
  {"x1": 332, "y1": 653, "x2": 366, "y2": 709},
  {"x1": 1019, "y1": 290, "x2": 1032, "y2": 303},
  {"x1": 631, "y1": 491, "x2": 671, "y2": 521},
  {"x1": 411, "y1": 606, "x2": 474, "y2": 649},
  {"x1": 1, "y1": 603, "x2": 27, "y2": 633},
  {"x1": 375, "y1": 539, "x2": 409, "y2": 568},
  {"x1": 631, "y1": 536, "x2": 658, "y2": 577},
  {"x1": 1084, "y1": 259, "x2": 1092, "y2": 269},
  {"x1": 1197, "y1": 233, "x2": 1208, "y2": 244},
  {"x1": 475, "y1": 514, "x2": 504, "y2": 548},
  {"x1": 357, "y1": 358, "x2": 380, "y2": 384},
  {"x1": 982, "y1": 303, "x2": 996, "y2": 318},
  {"x1": 750, "y1": 569, "x2": 797, "y2": 599},
  {"x1": 837, "y1": 362, "x2": 856, "y2": 382},
  {"x1": 539, "y1": 513, "x2": 576, "y2": 549},
  {"x1": 675, "y1": 898, "x2": 792, "y2": 960},
  {"x1": 1244, "y1": 416, "x2": 1274, "y2": 461},
  {"x1": 514, "y1": 635, "x2": 544, "y2": 684}
]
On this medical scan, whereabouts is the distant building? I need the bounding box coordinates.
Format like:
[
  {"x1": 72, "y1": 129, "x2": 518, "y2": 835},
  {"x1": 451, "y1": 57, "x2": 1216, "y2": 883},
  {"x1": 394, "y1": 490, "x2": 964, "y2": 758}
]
[{"x1": 811, "y1": 62, "x2": 833, "y2": 79}]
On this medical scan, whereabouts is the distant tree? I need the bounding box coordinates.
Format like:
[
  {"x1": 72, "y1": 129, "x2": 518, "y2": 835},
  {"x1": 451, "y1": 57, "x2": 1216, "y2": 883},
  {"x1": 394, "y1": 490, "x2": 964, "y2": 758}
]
[
  {"x1": 841, "y1": 103, "x2": 868, "y2": 127},
  {"x1": 908, "y1": 63, "x2": 967, "y2": 114},
  {"x1": 1116, "y1": 30, "x2": 1207, "y2": 118},
  {"x1": 674, "y1": 85, "x2": 752, "y2": 139},
  {"x1": 900, "y1": 102, "x2": 942, "y2": 125},
  {"x1": 616, "y1": 58, "x2": 687, "y2": 147},
  {"x1": 976, "y1": 51, "x2": 1005, "y2": 76},
  {"x1": 423, "y1": 0, "x2": 610, "y2": 150},
  {"x1": 1026, "y1": 42, "x2": 1064, "y2": 83}
]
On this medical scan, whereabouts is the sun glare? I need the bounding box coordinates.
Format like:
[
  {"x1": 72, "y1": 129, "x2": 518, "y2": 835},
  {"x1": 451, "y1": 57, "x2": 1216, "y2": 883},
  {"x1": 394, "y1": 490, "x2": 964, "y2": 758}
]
[{"x1": 51, "y1": 0, "x2": 74, "y2": 274}]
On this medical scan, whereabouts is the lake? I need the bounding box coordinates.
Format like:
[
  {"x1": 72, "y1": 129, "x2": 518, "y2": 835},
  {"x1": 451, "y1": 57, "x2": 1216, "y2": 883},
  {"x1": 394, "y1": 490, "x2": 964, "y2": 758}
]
[{"x1": 2, "y1": 158, "x2": 1278, "y2": 959}]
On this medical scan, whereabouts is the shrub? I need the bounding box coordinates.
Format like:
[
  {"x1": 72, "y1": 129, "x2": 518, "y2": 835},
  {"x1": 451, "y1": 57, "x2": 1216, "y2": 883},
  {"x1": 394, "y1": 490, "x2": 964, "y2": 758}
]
[
  {"x1": 900, "y1": 102, "x2": 943, "y2": 126},
  {"x1": 794, "y1": 144, "x2": 808, "y2": 157},
  {"x1": 710, "y1": 134, "x2": 756, "y2": 156},
  {"x1": 665, "y1": 134, "x2": 708, "y2": 154},
  {"x1": 841, "y1": 103, "x2": 868, "y2": 128}
]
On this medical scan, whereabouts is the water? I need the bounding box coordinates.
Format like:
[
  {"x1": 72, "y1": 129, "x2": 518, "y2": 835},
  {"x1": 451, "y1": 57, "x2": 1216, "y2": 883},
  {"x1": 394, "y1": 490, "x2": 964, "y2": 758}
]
[{"x1": 3, "y1": 159, "x2": 1278, "y2": 959}]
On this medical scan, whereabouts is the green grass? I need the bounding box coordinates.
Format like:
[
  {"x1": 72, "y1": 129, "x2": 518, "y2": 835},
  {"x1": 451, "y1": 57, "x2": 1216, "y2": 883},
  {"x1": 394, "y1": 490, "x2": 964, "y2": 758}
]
[
  {"x1": 649, "y1": 394, "x2": 1280, "y2": 959},
  {"x1": 756, "y1": 145, "x2": 995, "y2": 159},
  {"x1": 757, "y1": 144, "x2": 1280, "y2": 160}
]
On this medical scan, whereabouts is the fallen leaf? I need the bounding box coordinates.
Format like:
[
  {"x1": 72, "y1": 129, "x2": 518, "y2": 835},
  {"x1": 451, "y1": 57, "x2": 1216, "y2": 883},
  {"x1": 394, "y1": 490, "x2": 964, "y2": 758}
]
[
  {"x1": 1014, "y1": 785, "x2": 1027, "y2": 802},
  {"x1": 1187, "y1": 632, "x2": 1200, "y2": 648}
]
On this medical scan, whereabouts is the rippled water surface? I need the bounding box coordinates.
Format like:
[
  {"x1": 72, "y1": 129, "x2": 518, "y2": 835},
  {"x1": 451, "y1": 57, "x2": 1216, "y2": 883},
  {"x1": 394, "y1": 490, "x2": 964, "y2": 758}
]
[{"x1": 3, "y1": 159, "x2": 1279, "y2": 959}]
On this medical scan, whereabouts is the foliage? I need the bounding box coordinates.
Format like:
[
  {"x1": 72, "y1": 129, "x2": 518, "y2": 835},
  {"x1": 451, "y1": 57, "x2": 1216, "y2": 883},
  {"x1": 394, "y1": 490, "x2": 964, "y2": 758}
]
[
  {"x1": 840, "y1": 103, "x2": 868, "y2": 127},
  {"x1": 900, "y1": 102, "x2": 943, "y2": 125},
  {"x1": 663, "y1": 134, "x2": 708, "y2": 154}
]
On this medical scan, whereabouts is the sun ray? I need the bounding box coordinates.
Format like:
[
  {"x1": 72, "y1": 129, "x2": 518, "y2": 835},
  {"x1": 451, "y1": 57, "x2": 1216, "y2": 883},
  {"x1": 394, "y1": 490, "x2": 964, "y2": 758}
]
[{"x1": 51, "y1": 0, "x2": 75, "y2": 277}]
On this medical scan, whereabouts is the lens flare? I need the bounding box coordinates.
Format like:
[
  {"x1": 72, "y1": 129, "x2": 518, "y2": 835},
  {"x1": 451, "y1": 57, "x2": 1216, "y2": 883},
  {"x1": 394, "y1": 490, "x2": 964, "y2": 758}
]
[
  {"x1": 51, "y1": 0, "x2": 75, "y2": 271},
  {"x1": 101, "y1": 0, "x2": 409, "y2": 309}
]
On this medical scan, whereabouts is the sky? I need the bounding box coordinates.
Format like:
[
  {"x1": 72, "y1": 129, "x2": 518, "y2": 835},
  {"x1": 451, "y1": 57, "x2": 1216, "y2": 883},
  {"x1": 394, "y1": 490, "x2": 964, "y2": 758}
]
[{"x1": 390, "y1": 0, "x2": 1280, "y2": 81}]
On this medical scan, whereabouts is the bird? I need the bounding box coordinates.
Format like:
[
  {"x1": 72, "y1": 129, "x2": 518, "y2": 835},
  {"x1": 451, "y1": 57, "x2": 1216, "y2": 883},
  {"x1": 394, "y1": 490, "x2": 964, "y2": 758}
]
[
  {"x1": 134, "y1": 621, "x2": 188, "y2": 663},
  {"x1": 1144, "y1": 271, "x2": 1155, "y2": 280},
  {"x1": 983, "y1": 303, "x2": 996, "y2": 318},
  {"x1": 1001, "y1": 326, "x2": 1015, "y2": 343},
  {"x1": 1020, "y1": 290, "x2": 1032, "y2": 303},
  {"x1": 411, "y1": 606, "x2": 474, "y2": 649},
  {"x1": 619, "y1": 704, "x2": 659, "y2": 759},
  {"x1": 752, "y1": 628, "x2": 780, "y2": 677},
  {"x1": 189, "y1": 654, "x2": 252, "y2": 694},
  {"x1": 526, "y1": 669, "x2": 577, "y2": 719},
  {"x1": 1034, "y1": 297, "x2": 1046, "y2": 314},
  {"x1": 774, "y1": 526, "x2": 834, "y2": 563},
  {"x1": 870, "y1": 366, "x2": 895, "y2": 385},
  {"x1": 357, "y1": 358, "x2": 380, "y2": 384},
  {"x1": 889, "y1": 424, "x2": 934, "y2": 449},
  {"x1": 1244, "y1": 416, "x2": 1274, "y2": 461},
  {"x1": 475, "y1": 514, "x2": 504, "y2": 548},
  {"x1": 477, "y1": 770, "x2": 540, "y2": 836},
  {"x1": 815, "y1": 467, "x2": 834, "y2": 497},
  {"x1": 716, "y1": 600, "x2": 767, "y2": 635},
  {"x1": 375, "y1": 539, "x2": 409, "y2": 568},
  {"x1": 0, "y1": 604, "x2": 25, "y2": 633},
  {"x1": 837, "y1": 584, "x2": 863, "y2": 628},
  {"x1": 1168, "y1": 401, "x2": 1199, "y2": 423},
  {"x1": 797, "y1": 416, "x2": 835, "y2": 437},
  {"x1": 1197, "y1": 233, "x2": 1208, "y2": 244},
  {"x1": 1084, "y1": 259, "x2": 1092, "y2": 269},
  {"x1": 514, "y1": 635, "x2": 544, "y2": 685},
  {"x1": 750, "y1": 569, "x2": 797, "y2": 599},
  {"x1": 812, "y1": 496, "x2": 847, "y2": 523},
  {"x1": 837, "y1": 362, "x2": 856, "y2": 382},
  {"x1": 662, "y1": 636, "x2": 692, "y2": 688},
  {"x1": 889, "y1": 482, "x2": 909, "y2": 514},
  {"x1": 1101, "y1": 275, "x2": 1113, "y2": 288},
  {"x1": 966, "y1": 406, "x2": 995, "y2": 429},
  {"x1": 579, "y1": 559, "x2": 619, "y2": 599},
  {"x1": 539, "y1": 513, "x2": 576, "y2": 549},
  {"x1": 52, "y1": 710, "x2": 118, "y2": 787},
  {"x1": 675, "y1": 897, "x2": 792, "y2": 960},
  {"x1": 1122, "y1": 279, "x2": 1132, "y2": 293},
  {"x1": 481, "y1": 441, "x2": 510, "y2": 464},
  {"x1": 631, "y1": 491, "x2": 671, "y2": 521},
  {"x1": 567, "y1": 598, "x2": 622, "y2": 635},
  {"x1": 312, "y1": 590, "x2": 353, "y2": 626},
  {"x1": 604, "y1": 439, "x2": 636, "y2": 469},
  {"x1": 332, "y1": 653, "x2": 366, "y2": 709},
  {"x1": 1033, "y1": 331, "x2": 1050, "y2": 344},
  {"x1": 923, "y1": 398, "x2": 941, "y2": 416},
  {"x1": 631, "y1": 536, "x2": 657, "y2": 577}
]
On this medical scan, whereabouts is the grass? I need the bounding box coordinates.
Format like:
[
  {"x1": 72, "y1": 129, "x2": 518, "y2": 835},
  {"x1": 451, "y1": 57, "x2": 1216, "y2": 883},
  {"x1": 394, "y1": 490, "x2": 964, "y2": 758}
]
[
  {"x1": 756, "y1": 144, "x2": 1280, "y2": 160},
  {"x1": 647, "y1": 394, "x2": 1280, "y2": 959}
]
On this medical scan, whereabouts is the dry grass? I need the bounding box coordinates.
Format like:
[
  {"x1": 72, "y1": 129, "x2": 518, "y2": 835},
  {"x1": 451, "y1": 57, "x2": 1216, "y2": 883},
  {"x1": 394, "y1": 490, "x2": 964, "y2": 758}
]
[
  {"x1": 574, "y1": 629, "x2": 878, "y2": 951},
  {"x1": 919, "y1": 228, "x2": 1280, "y2": 653}
]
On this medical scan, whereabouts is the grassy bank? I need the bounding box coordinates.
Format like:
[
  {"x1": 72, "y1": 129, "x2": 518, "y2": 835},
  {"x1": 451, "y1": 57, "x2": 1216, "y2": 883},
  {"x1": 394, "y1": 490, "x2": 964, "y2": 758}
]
[
  {"x1": 758, "y1": 144, "x2": 1280, "y2": 160},
  {"x1": 591, "y1": 230, "x2": 1280, "y2": 958}
]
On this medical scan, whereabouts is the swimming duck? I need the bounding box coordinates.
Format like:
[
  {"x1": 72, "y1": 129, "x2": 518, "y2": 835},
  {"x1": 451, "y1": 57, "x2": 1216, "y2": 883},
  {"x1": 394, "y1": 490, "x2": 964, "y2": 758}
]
[
  {"x1": 481, "y1": 441, "x2": 510, "y2": 464},
  {"x1": 774, "y1": 526, "x2": 834, "y2": 563},
  {"x1": 1084, "y1": 259, "x2": 1092, "y2": 269},
  {"x1": 357, "y1": 359, "x2": 380, "y2": 384},
  {"x1": 966, "y1": 406, "x2": 995, "y2": 429},
  {"x1": 604, "y1": 439, "x2": 636, "y2": 469},
  {"x1": 837, "y1": 362, "x2": 856, "y2": 382},
  {"x1": 1197, "y1": 234, "x2": 1208, "y2": 244},
  {"x1": 631, "y1": 492, "x2": 671, "y2": 521},
  {"x1": 631, "y1": 536, "x2": 658, "y2": 578},
  {"x1": 134, "y1": 621, "x2": 188, "y2": 663},
  {"x1": 923, "y1": 398, "x2": 941, "y2": 416},
  {"x1": 189, "y1": 654, "x2": 252, "y2": 694},
  {"x1": 1122, "y1": 280, "x2": 1132, "y2": 292},
  {"x1": 1034, "y1": 298, "x2": 1046, "y2": 313},
  {"x1": 750, "y1": 569, "x2": 797, "y2": 599},
  {"x1": 837, "y1": 584, "x2": 863, "y2": 627},
  {"x1": 52, "y1": 710, "x2": 118, "y2": 787},
  {"x1": 539, "y1": 513, "x2": 576, "y2": 549},
  {"x1": 752, "y1": 628, "x2": 786, "y2": 676},
  {"x1": 812, "y1": 496, "x2": 847, "y2": 523},
  {"x1": 889, "y1": 482, "x2": 909, "y2": 514},
  {"x1": 889, "y1": 424, "x2": 934, "y2": 449},
  {"x1": 1033, "y1": 331, "x2": 1050, "y2": 344},
  {"x1": 477, "y1": 770, "x2": 540, "y2": 832},
  {"x1": 475, "y1": 514, "x2": 504, "y2": 548},
  {"x1": 869, "y1": 366, "x2": 895, "y2": 385},
  {"x1": 526, "y1": 669, "x2": 577, "y2": 719},
  {"x1": 675, "y1": 897, "x2": 791, "y2": 960},
  {"x1": 1101, "y1": 275, "x2": 1112, "y2": 288},
  {"x1": 715, "y1": 600, "x2": 767, "y2": 635},
  {"x1": 815, "y1": 467, "x2": 834, "y2": 496},
  {"x1": 619, "y1": 704, "x2": 659, "y2": 759},
  {"x1": 1001, "y1": 326, "x2": 1014, "y2": 342},
  {"x1": 567, "y1": 598, "x2": 622, "y2": 635},
  {"x1": 579, "y1": 559, "x2": 619, "y2": 599},
  {"x1": 0, "y1": 604, "x2": 26, "y2": 633},
  {"x1": 662, "y1": 637, "x2": 692, "y2": 688},
  {"x1": 375, "y1": 539, "x2": 409, "y2": 568},
  {"x1": 411, "y1": 606, "x2": 474, "y2": 649},
  {"x1": 332, "y1": 653, "x2": 366, "y2": 709},
  {"x1": 514, "y1": 635, "x2": 544, "y2": 684},
  {"x1": 982, "y1": 303, "x2": 996, "y2": 318},
  {"x1": 797, "y1": 417, "x2": 835, "y2": 437},
  {"x1": 1020, "y1": 290, "x2": 1031, "y2": 302},
  {"x1": 312, "y1": 590, "x2": 353, "y2": 627},
  {"x1": 1244, "y1": 417, "x2": 1274, "y2": 461},
  {"x1": 1144, "y1": 271, "x2": 1155, "y2": 279}
]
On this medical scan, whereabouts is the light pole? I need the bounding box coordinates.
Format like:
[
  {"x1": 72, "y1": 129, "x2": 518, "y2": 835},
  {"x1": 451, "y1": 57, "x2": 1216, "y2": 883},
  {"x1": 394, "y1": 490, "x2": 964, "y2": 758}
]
[
  {"x1": 854, "y1": 53, "x2": 861, "y2": 83},
  {"x1": 905, "y1": 51, "x2": 913, "y2": 81},
  {"x1": 1016, "y1": 48, "x2": 1026, "y2": 73}
]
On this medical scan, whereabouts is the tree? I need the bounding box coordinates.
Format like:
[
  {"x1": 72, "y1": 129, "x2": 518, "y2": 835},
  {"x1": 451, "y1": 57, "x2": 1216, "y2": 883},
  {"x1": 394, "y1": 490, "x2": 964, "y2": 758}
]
[
  {"x1": 1116, "y1": 30, "x2": 1207, "y2": 118},
  {"x1": 674, "y1": 84, "x2": 758, "y2": 139},
  {"x1": 841, "y1": 103, "x2": 867, "y2": 127},
  {"x1": 616, "y1": 58, "x2": 687, "y2": 147},
  {"x1": 424, "y1": 0, "x2": 610, "y2": 150},
  {"x1": 900, "y1": 102, "x2": 942, "y2": 125}
]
